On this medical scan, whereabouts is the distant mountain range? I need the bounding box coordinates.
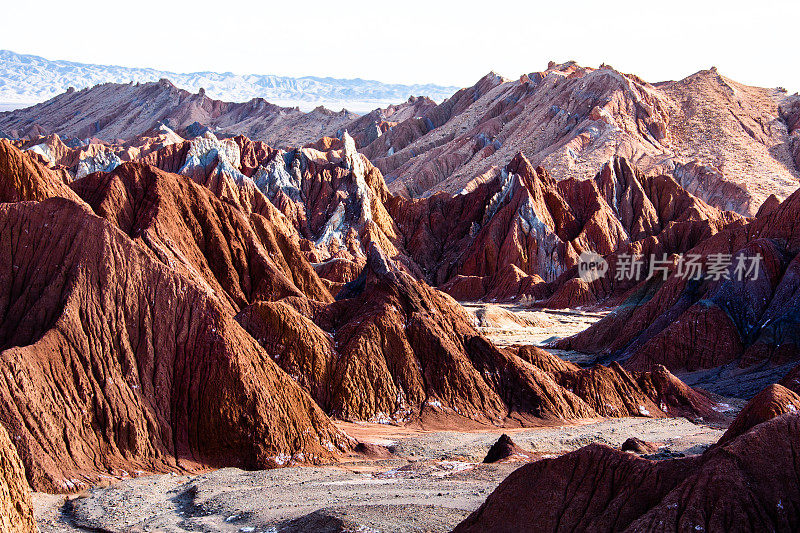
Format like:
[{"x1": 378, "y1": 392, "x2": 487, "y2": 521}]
[{"x1": 0, "y1": 50, "x2": 458, "y2": 113}]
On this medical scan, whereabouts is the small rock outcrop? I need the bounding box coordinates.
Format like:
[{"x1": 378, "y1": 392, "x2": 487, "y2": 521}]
[
  {"x1": 621, "y1": 437, "x2": 658, "y2": 454},
  {"x1": 483, "y1": 434, "x2": 530, "y2": 463}
]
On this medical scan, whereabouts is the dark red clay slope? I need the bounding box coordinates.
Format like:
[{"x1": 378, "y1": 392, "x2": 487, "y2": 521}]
[
  {"x1": 716, "y1": 384, "x2": 800, "y2": 445},
  {"x1": 71, "y1": 162, "x2": 333, "y2": 311},
  {"x1": 0, "y1": 167, "x2": 350, "y2": 493},
  {"x1": 0, "y1": 138, "x2": 80, "y2": 204},
  {"x1": 0, "y1": 423, "x2": 36, "y2": 532},
  {"x1": 455, "y1": 391, "x2": 800, "y2": 533},
  {"x1": 557, "y1": 184, "x2": 800, "y2": 381},
  {"x1": 514, "y1": 346, "x2": 720, "y2": 422},
  {"x1": 237, "y1": 245, "x2": 721, "y2": 427},
  {"x1": 238, "y1": 244, "x2": 595, "y2": 425}
]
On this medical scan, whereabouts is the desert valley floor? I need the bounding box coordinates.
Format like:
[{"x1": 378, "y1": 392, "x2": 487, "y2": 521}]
[{"x1": 32, "y1": 305, "x2": 736, "y2": 533}]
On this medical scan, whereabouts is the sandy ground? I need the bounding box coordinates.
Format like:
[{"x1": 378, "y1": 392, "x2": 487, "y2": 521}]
[
  {"x1": 34, "y1": 417, "x2": 723, "y2": 533},
  {"x1": 461, "y1": 303, "x2": 607, "y2": 348}
]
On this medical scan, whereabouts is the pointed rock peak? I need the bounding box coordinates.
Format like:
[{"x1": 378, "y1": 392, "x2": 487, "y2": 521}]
[
  {"x1": 597, "y1": 155, "x2": 639, "y2": 188},
  {"x1": 184, "y1": 121, "x2": 210, "y2": 139},
  {"x1": 340, "y1": 130, "x2": 372, "y2": 222},
  {"x1": 179, "y1": 130, "x2": 243, "y2": 181},
  {"x1": 157, "y1": 78, "x2": 176, "y2": 89},
  {"x1": 683, "y1": 66, "x2": 734, "y2": 89},
  {"x1": 334, "y1": 243, "x2": 396, "y2": 301},
  {"x1": 755, "y1": 194, "x2": 782, "y2": 219},
  {"x1": 406, "y1": 95, "x2": 436, "y2": 105},
  {"x1": 43, "y1": 132, "x2": 65, "y2": 146},
  {"x1": 365, "y1": 242, "x2": 396, "y2": 279},
  {"x1": 543, "y1": 60, "x2": 585, "y2": 76},
  {"x1": 472, "y1": 71, "x2": 508, "y2": 93},
  {"x1": 483, "y1": 434, "x2": 530, "y2": 463},
  {"x1": 718, "y1": 384, "x2": 800, "y2": 446},
  {"x1": 506, "y1": 152, "x2": 551, "y2": 188},
  {"x1": 612, "y1": 155, "x2": 636, "y2": 173},
  {"x1": 482, "y1": 71, "x2": 506, "y2": 82},
  {"x1": 341, "y1": 131, "x2": 360, "y2": 170},
  {"x1": 506, "y1": 152, "x2": 535, "y2": 177}
]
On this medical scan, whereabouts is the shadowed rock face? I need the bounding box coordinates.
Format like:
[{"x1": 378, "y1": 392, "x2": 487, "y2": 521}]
[
  {"x1": 0, "y1": 423, "x2": 37, "y2": 533},
  {"x1": 556, "y1": 185, "x2": 800, "y2": 386},
  {"x1": 455, "y1": 391, "x2": 800, "y2": 533}
]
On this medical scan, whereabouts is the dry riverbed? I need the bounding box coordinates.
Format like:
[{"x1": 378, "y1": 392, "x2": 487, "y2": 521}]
[
  {"x1": 35, "y1": 417, "x2": 723, "y2": 533},
  {"x1": 460, "y1": 302, "x2": 607, "y2": 347}
]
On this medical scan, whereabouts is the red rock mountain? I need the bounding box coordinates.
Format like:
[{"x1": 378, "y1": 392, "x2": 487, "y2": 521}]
[
  {"x1": 556, "y1": 183, "x2": 800, "y2": 396},
  {"x1": 0, "y1": 142, "x2": 352, "y2": 492},
  {"x1": 235, "y1": 244, "x2": 720, "y2": 426},
  {"x1": 0, "y1": 79, "x2": 358, "y2": 147},
  {"x1": 359, "y1": 64, "x2": 798, "y2": 217},
  {"x1": 158, "y1": 131, "x2": 740, "y2": 303},
  {"x1": 6, "y1": 65, "x2": 798, "y2": 218},
  {"x1": 0, "y1": 138, "x2": 722, "y2": 495},
  {"x1": 455, "y1": 386, "x2": 800, "y2": 533},
  {"x1": 346, "y1": 151, "x2": 737, "y2": 303}
]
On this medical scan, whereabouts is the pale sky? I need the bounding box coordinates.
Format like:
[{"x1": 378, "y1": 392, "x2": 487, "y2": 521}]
[{"x1": 2, "y1": 0, "x2": 798, "y2": 91}]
